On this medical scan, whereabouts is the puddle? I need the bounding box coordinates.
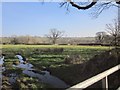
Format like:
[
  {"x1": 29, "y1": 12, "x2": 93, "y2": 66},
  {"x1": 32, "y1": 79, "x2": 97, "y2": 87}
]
[
  {"x1": 12, "y1": 63, "x2": 33, "y2": 70},
  {"x1": 23, "y1": 69, "x2": 69, "y2": 88},
  {"x1": 0, "y1": 67, "x2": 5, "y2": 79},
  {"x1": 9, "y1": 73, "x2": 18, "y2": 84},
  {"x1": 13, "y1": 63, "x2": 70, "y2": 88}
]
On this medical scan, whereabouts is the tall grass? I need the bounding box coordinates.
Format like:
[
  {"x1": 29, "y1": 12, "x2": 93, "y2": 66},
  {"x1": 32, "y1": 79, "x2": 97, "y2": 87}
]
[{"x1": 1, "y1": 44, "x2": 110, "y2": 49}]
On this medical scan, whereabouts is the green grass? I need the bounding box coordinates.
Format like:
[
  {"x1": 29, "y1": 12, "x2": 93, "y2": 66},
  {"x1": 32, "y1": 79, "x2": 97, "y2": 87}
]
[
  {"x1": 1, "y1": 44, "x2": 111, "y2": 89},
  {"x1": 2, "y1": 45, "x2": 110, "y2": 68},
  {"x1": 1, "y1": 44, "x2": 110, "y2": 49}
]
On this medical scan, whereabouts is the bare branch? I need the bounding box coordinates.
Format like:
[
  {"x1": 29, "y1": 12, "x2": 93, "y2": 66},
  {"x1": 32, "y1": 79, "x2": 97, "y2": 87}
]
[
  {"x1": 59, "y1": 2, "x2": 67, "y2": 7},
  {"x1": 69, "y1": 0, "x2": 97, "y2": 10},
  {"x1": 91, "y1": 1, "x2": 113, "y2": 18},
  {"x1": 105, "y1": 19, "x2": 120, "y2": 47},
  {"x1": 45, "y1": 29, "x2": 64, "y2": 44},
  {"x1": 116, "y1": 0, "x2": 120, "y2": 4}
]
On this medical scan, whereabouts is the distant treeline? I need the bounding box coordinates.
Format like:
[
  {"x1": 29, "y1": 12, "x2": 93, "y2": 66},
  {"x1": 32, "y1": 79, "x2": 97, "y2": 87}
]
[
  {"x1": 0, "y1": 35, "x2": 119, "y2": 46},
  {"x1": 0, "y1": 36, "x2": 95, "y2": 45}
]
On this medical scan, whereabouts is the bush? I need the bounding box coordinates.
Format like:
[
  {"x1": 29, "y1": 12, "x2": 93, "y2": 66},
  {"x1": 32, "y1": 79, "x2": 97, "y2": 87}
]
[
  {"x1": 64, "y1": 54, "x2": 85, "y2": 64},
  {"x1": 50, "y1": 48, "x2": 64, "y2": 54},
  {"x1": 33, "y1": 48, "x2": 64, "y2": 54}
]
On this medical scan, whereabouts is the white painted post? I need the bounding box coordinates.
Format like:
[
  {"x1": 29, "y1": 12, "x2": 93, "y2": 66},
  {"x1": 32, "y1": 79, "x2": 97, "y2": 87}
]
[{"x1": 102, "y1": 76, "x2": 108, "y2": 90}]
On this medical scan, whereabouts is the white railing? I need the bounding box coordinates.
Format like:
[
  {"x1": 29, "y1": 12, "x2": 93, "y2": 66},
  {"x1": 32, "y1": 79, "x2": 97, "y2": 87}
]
[{"x1": 67, "y1": 64, "x2": 120, "y2": 90}]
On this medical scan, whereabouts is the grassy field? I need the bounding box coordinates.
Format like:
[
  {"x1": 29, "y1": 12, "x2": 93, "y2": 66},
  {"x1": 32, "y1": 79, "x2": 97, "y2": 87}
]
[
  {"x1": 1, "y1": 45, "x2": 110, "y2": 89},
  {"x1": 1, "y1": 44, "x2": 110, "y2": 49},
  {"x1": 1, "y1": 45, "x2": 110, "y2": 68}
]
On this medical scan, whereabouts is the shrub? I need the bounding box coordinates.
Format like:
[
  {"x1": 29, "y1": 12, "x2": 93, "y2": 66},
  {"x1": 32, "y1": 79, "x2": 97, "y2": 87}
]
[
  {"x1": 50, "y1": 48, "x2": 64, "y2": 54},
  {"x1": 64, "y1": 54, "x2": 85, "y2": 64},
  {"x1": 33, "y1": 48, "x2": 64, "y2": 54}
]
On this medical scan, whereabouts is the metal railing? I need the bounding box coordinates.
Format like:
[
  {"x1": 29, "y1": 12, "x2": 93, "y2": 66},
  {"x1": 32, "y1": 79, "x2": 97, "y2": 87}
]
[{"x1": 67, "y1": 64, "x2": 120, "y2": 90}]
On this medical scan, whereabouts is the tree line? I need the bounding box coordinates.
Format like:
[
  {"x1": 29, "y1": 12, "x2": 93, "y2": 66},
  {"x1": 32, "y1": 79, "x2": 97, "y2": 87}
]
[
  {"x1": 96, "y1": 19, "x2": 120, "y2": 47},
  {"x1": 1, "y1": 19, "x2": 120, "y2": 46},
  {"x1": 0, "y1": 35, "x2": 95, "y2": 45}
]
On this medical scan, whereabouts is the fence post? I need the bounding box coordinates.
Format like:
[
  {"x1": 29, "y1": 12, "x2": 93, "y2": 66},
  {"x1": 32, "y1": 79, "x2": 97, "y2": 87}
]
[
  {"x1": 102, "y1": 76, "x2": 108, "y2": 90},
  {"x1": 67, "y1": 64, "x2": 120, "y2": 90}
]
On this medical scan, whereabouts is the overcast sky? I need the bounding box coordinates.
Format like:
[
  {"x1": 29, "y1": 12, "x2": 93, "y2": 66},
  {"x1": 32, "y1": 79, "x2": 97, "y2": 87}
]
[{"x1": 2, "y1": 2, "x2": 118, "y2": 37}]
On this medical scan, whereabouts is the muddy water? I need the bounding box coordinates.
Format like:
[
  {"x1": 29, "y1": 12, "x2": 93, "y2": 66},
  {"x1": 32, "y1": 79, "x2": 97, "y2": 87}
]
[{"x1": 12, "y1": 63, "x2": 70, "y2": 88}]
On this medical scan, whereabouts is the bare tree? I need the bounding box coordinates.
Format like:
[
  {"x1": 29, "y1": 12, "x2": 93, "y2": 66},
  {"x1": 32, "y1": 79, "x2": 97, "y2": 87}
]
[
  {"x1": 40, "y1": 1, "x2": 120, "y2": 18},
  {"x1": 45, "y1": 29, "x2": 64, "y2": 45},
  {"x1": 61, "y1": 0, "x2": 120, "y2": 10},
  {"x1": 106, "y1": 19, "x2": 120, "y2": 47},
  {"x1": 11, "y1": 35, "x2": 19, "y2": 44},
  {"x1": 95, "y1": 31, "x2": 107, "y2": 44},
  {"x1": 60, "y1": 0, "x2": 120, "y2": 17}
]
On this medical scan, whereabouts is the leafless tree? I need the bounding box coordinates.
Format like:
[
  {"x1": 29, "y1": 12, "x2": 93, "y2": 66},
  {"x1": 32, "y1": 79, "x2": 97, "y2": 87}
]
[
  {"x1": 95, "y1": 31, "x2": 107, "y2": 44},
  {"x1": 45, "y1": 29, "x2": 64, "y2": 44},
  {"x1": 61, "y1": 0, "x2": 120, "y2": 9},
  {"x1": 11, "y1": 35, "x2": 19, "y2": 44},
  {"x1": 106, "y1": 19, "x2": 120, "y2": 47},
  {"x1": 59, "y1": 0, "x2": 120, "y2": 17}
]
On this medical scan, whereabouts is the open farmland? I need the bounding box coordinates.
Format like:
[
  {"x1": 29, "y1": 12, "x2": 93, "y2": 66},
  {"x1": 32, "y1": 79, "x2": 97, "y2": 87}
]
[
  {"x1": 1, "y1": 45, "x2": 110, "y2": 67},
  {"x1": 1, "y1": 45, "x2": 111, "y2": 89}
]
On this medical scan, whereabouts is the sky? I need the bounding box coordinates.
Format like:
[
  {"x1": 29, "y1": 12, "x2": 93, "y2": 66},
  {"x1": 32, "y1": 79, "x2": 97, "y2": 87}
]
[{"x1": 2, "y1": 2, "x2": 118, "y2": 37}]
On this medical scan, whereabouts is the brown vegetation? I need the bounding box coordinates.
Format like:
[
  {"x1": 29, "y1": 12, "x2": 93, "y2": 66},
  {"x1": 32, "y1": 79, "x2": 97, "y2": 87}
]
[{"x1": 50, "y1": 48, "x2": 120, "y2": 89}]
